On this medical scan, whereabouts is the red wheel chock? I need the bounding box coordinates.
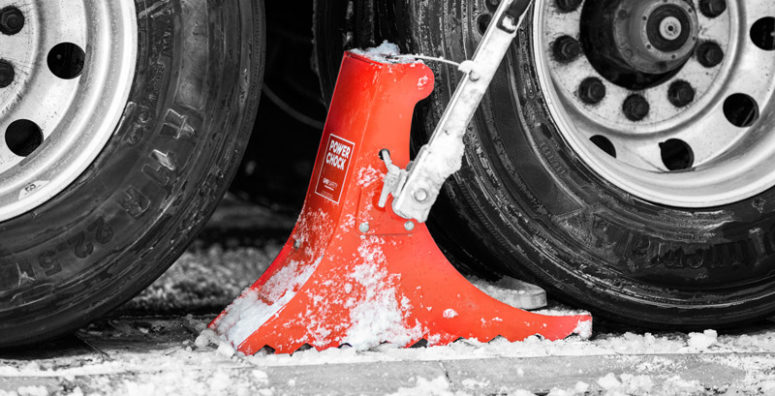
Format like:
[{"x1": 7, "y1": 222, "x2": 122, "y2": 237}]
[{"x1": 210, "y1": 52, "x2": 592, "y2": 355}]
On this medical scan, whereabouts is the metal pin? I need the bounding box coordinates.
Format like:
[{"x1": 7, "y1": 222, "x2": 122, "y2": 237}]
[
  {"x1": 359, "y1": 223, "x2": 370, "y2": 233},
  {"x1": 414, "y1": 189, "x2": 429, "y2": 202}
]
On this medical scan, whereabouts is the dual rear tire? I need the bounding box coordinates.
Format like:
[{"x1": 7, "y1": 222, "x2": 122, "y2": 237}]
[
  {"x1": 313, "y1": 0, "x2": 775, "y2": 328},
  {"x1": 3, "y1": 0, "x2": 773, "y2": 348}
]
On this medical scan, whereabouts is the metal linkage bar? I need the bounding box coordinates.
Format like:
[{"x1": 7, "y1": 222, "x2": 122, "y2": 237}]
[{"x1": 384, "y1": 0, "x2": 533, "y2": 222}]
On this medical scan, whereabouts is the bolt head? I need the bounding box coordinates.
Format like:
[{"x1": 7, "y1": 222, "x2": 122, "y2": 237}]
[
  {"x1": 699, "y1": 0, "x2": 726, "y2": 18},
  {"x1": 404, "y1": 221, "x2": 415, "y2": 232},
  {"x1": 697, "y1": 41, "x2": 724, "y2": 68},
  {"x1": 668, "y1": 80, "x2": 695, "y2": 108},
  {"x1": 623, "y1": 94, "x2": 650, "y2": 122},
  {"x1": 476, "y1": 13, "x2": 492, "y2": 35},
  {"x1": 359, "y1": 223, "x2": 370, "y2": 233},
  {"x1": 485, "y1": 0, "x2": 501, "y2": 11},
  {"x1": 552, "y1": 35, "x2": 582, "y2": 64},
  {"x1": 0, "y1": 7, "x2": 24, "y2": 35},
  {"x1": 0, "y1": 60, "x2": 14, "y2": 88},
  {"x1": 578, "y1": 77, "x2": 606, "y2": 105}
]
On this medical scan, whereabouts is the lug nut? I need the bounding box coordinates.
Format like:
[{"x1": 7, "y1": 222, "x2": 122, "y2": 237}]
[
  {"x1": 556, "y1": 0, "x2": 582, "y2": 12},
  {"x1": 552, "y1": 35, "x2": 582, "y2": 63},
  {"x1": 699, "y1": 0, "x2": 726, "y2": 18},
  {"x1": 696, "y1": 41, "x2": 724, "y2": 68},
  {"x1": 0, "y1": 60, "x2": 14, "y2": 88},
  {"x1": 623, "y1": 94, "x2": 650, "y2": 121},
  {"x1": 578, "y1": 77, "x2": 606, "y2": 105},
  {"x1": 668, "y1": 80, "x2": 696, "y2": 108},
  {"x1": 477, "y1": 13, "x2": 492, "y2": 35},
  {"x1": 486, "y1": 0, "x2": 501, "y2": 10},
  {"x1": 0, "y1": 7, "x2": 24, "y2": 35}
]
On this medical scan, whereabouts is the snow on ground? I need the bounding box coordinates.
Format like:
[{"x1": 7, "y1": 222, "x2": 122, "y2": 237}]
[
  {"x1": 2, "y1": 320, "x2": 775, "y2": 396},
  {"x1": 122, "y1": 244, "x2": 280, "y2": 314},
  {"x1": 120, "y1": 200, "x2": 288, "y2": 314},
  {"x1": 238, "y1": 326, "x2": 775, "y2": 366},
  {"x1": 2, "y1": 200, "x2": 775, "y2": 395}
]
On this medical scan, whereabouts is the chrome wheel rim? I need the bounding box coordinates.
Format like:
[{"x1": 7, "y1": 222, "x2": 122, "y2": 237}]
[
  {"x1": 0, "y1": 0, "x2": 137, "y2": 221},
  {"x1": 534, "y1": 0, "x2": 775, "y2": 208}
]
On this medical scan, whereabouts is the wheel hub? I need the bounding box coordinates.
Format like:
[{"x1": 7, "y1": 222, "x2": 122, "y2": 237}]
[
  {"x1": 581, "y1": 0, "x2": 698, "y2": 88},
  {"x1": 534, "y1": 0, "x2": 775, "y2": 207},
  {"x1": 642, "y1": 2, "x2": 695, "y2": 54},
  {"x1": 0, "y1": 0, "x2": 137, "y2": 221}
]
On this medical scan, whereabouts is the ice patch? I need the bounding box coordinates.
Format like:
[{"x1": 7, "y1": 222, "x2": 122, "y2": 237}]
[
  {"x1": 209, "y1": 370, "x2": 231, "y2": 393},
  {"x1": 573, "y1": 320, "x2": 593, "y2": 340},
  {"x1": 546, "y1": 387, "x2": 575, "y2": 396},
  {"x1": 686, "y1": 329, "x2": 717, "y2": 351},
  {"x1": 596, "y1": 372, "x2": 660, "y2": 394},
  {"x1": 213, "y1": 258, "x2": 322, "y2": 347},
  {"x1": 662, "y1": 375, "x2": 704, "y2": 394},
  {"x1": 469, "y1": 276, "x2": 547, "y2": 310},
  {"x1": 351, "y1": 41, "x2": 404, "y2": 63},
  {"x1": 573, "y1": 382, "x2": 590, "y2": 394},
  {"x1": 357, "y1": 166, "x2": 382, "y2": 187},
  {"x1": 534, "y1": 308, "x2": 589, "y2": 316},
  {"x1": 216, "y1": 342, "x2": 235, "y2": 358},
  {"x1": 252, "y1": 370, "x2": 270, "y2": 386},
  {"x1": 461, "y1": 378, "x2": 489, "y2": 390},
  {"x1": 195, "y1": 329, "x2": 216, "y2": 349},
  {"x1": 15, "y1": 386, "x2": 49, "y2": 396},
  {"x1": 596, "y1": 373, "x2": 621, "y2": 390},
  {"x1": 388, "y1": 376, "x2": 453, "y2": 396},
  {"x1": 342, "y1": 237, "x2": 423, "y2": 350}
]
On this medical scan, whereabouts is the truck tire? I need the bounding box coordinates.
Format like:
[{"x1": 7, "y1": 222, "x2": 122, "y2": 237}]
[
  {"x1": 0, "y1": 0, "x2": 265, "y2": 347},
  {"x1": 314, "y1": 0, "x2": 775, "y2": 328},
  {"x1": 230, "y1": 0, "x2": 324, "y2": 213}
]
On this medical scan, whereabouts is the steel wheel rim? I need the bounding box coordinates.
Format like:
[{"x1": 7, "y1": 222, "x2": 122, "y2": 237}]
[
  {"x1": 0, "y1": 0, "x2": 137, "y2": 221},
  {"x1": 533, "y1": 0, "x2": 775, "y2": 208}
]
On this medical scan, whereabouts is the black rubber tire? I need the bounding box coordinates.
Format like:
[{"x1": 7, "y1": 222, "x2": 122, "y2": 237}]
[
  {"x1": 313, "y1": 1, "x2": 775, "y2": 329},
  {"x1": 0, "y1": 0, "x2": 265, "y2": 347},
  {"x1": 230, "y1": 0, "x2": 324, "y2": 213}
]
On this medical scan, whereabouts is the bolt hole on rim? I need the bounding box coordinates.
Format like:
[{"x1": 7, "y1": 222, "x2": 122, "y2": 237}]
[
  {"x1": 0, "y1": 59, "x2": 14, "y2": 88},
  {"x1": 590, "y1": 135, "x2": 617, "y2": 158},
  {"x1": 47, "y1": 43, "x2": 87, "y2": 79},
  {"x1": 660, "y1": 139, "x2": 695, "y2": 171},
  {"x1": 6, "y1": 120, "x2": 43, "y2": 157},
  {"x1": 750, "y1": 17, "x2": 775, "y2": 51},
  {"x1": 534, "y1": 0, "x2": 775, "y2": 207},
  {"x1": 0, "y1": 1, "x2": 137, "y2": 221},
  {"x1": 724, "y1": 93, "x2": 760, "y2": 128}
]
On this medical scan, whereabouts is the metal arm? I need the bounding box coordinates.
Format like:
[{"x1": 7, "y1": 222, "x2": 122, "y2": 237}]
[{"x1": 379, "y1": 0, "x2": 533, "y2": 222}]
